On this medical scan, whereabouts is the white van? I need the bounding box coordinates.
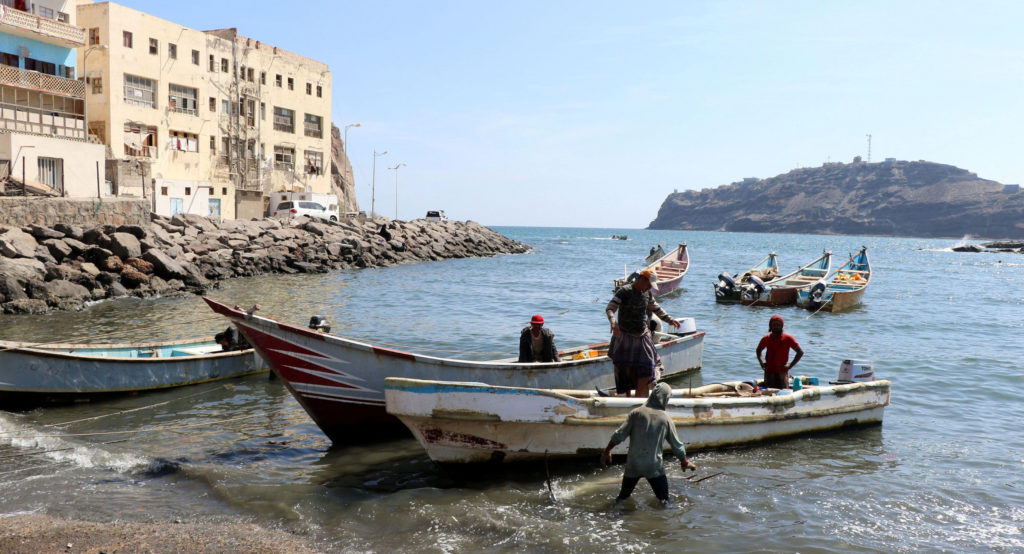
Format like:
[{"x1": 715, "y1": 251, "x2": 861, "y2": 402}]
[{"x1": 425, "y1": 210, "x2": 447, "y2": 221}]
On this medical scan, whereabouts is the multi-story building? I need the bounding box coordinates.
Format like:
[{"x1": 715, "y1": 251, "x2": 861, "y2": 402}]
[
  {"x1": 77, "y1": 2, "x2": 332, "y2": 219},
  {"x1": 0, "y1": 0, "x2": 105, "y2": 197}
]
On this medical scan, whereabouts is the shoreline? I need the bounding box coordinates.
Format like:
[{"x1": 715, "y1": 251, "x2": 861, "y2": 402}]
[
  {"x1": 0, "y1": 215, "x2": 530, "y2": 316},
  {"x1": 0, "y1": 514, "x2": 323, "y2": 553}
]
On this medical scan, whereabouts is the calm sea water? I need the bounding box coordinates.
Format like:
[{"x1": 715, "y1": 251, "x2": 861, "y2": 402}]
[{"x1": 1, "y1": 227, "x2": 1022, "y2": 552}]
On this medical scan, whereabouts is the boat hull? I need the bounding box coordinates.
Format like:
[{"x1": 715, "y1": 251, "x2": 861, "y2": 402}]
[
  {"x1": 615, "y1": 243, "x2": 689, "y2": 298},
  {"x1": 204, "y1": 298, "x2": 704, "y2": 443},
  {"x1": 386, "y1": 379, "x2": 891, "y2": 463},
  {"x1": 0, "y1": 339, "x2": 266, "y2": 409}
]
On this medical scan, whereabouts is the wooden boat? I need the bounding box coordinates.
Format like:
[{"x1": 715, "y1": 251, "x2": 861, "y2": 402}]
[
  {"x1": 741, "y1": 250, "x2": 832, "y2": 307},
  {"x1": 796, "y1": 247, "x2": 871, "y2": 312},
  {"x1": 203, "y1": 297, "x2": 705, "y2": 442},
  {"x1": 713, "y1": 252, "x2": 779, "y2": 304},
  {"x1": 385, "y1": 377, "x2": 890, "y2": 463},
  {"x1": 611, "y1": 235, "x2": 628, "y2": 240},
  {"x1": 0, "y1": 337, "x2": 266, "y2": 409},
  {"x1": 614, "y1": 243, "x2": 689, "y2": 297}
]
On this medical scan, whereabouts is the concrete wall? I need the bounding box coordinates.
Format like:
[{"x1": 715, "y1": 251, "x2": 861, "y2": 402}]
[
  {"x1": 0, "y1": 132, "x2": 105, "y2": 197},
  {"x1": 0, "y1": 196, "x2": 148, "y2": 226}
]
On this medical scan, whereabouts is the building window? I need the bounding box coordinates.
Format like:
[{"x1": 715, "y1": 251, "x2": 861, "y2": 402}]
[
  {"x1": 306, "y1": 83, "x2": 312, "y2": 95},
  {"x1": 58, "y1": 11, "x2": 69, "y2": 23},
  {"x1": 210, "y1": 136, "x2": 216, "y2": 151},
  {"x1": 38, "y1": 6, "x2": 54, "y2": 19},
  {"x1": 260, "y1": 102, "x2": 265, "y2": 121},
  {"x1": 161, "y1": 187, "x2": 168, "y2": 196},
  {"x1": 168, "y1": 84, "x2": 198, "y2": 115},
  {"x1": 91, "y1": 76, "x2": 103, "y2": 94},
  {"x1": 247, "y1": 68, "x2": 254, "y2": 82},
  {"x1": 124, "y1": 74, "x2": 156, "y2": 108},
  {"x1": 168, "y1": 43, "x2": 177, "y2": 59},
  {"x1": 222, "y1": 187, "x2": 227, "y2": 195},
  {"x1": 149, "y1": 38, "x2": 158, "y2": 55},
  {"x1": 221, "y1": 58, "x2": 229, "y2": 72},
  {"x1": 287, "y1": 77, "x2": 294, "y2": 90},
  {"x1": 260, "y1": 71, "x2": 266, "y2": 85},
  {"x1": 209, "y1": 55, "x2": 215, "y2": 72},
  {"x1": 273, "y1": 146, "x2": 295, "y2": 171},
  {"x1": 316, "y1": 85, "x2": 322, "y2": 98},
  {"x1": 245, "y1": 99, "x2": 256, "y2": 126},
  {"x1": 221, "y1": 99, "x2": 229, "y2": 114},
  {"x1": 124, "y1": 122, "x2": 157, "y2": 158},
  {"x1": 185, "y1": 187, "x2": 191, "y2": 196},
  {"x1": 88, "y1": 122, "x2": 105, "y2": 142},
  {"x1": 209, "y1": 97, "x2": 216, "y2": 111},
  {"x1": 1, "y1": 53, "x2": 19, "y2": 68},
  {"x1": 273, "y1": 107, "x2": 295, "y2": 133},
  {"x1": 192, "y1": 49, "x2": 200, "y2": 65},
  {"x1": 275, "y1": 74, "x2": 282, "y2": 87},
  {"x1": 303, "y1": 114, "x2": 323, "y2": 138},
  {"x1": 168, "y1": 130, "x2": 199, "y2": 152},
  {"x1": 25, "y1": 58, "x2": 57, "y2": 75},
  {"x1": 304, "y1": 151, "x2": 323, "y2": 175},
  {"x1": 89, "y1": 28, "x2": 100, "y2": 46},
  {"x1": 123, "y1": 31, "x2": 133, "y2": 48}
]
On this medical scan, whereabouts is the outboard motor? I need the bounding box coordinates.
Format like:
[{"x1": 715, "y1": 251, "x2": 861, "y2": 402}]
[
  {"x1": 308, "y1": 315, "x2": 331, "y2": 333},
  {"x1": 809, "y1": 280, "x2": 827, "y2": 303},
  {"x1": 714, "y1": 272, "x2": 736, "y2": 296},
  {"x1": 741, "y1": 275, "x2": 766, "y2": 301}
]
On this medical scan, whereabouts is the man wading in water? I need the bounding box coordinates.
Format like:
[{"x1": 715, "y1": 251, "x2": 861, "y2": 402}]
[
  {"x1": 601, "y1": 382, "x2": 697, "y2": 502},
  {"x1": 605, "y1": 268, "x2": 682, "y2": 397}
]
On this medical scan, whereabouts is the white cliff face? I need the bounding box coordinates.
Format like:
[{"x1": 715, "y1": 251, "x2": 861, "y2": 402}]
[{"x1": 330, "y1": 124, "x2": 360, "y2": 214}]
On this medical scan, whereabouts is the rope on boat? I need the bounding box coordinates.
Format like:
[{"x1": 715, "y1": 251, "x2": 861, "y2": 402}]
[{"x1": 0, "y1": 312, "x2": 228, "y2": 354}]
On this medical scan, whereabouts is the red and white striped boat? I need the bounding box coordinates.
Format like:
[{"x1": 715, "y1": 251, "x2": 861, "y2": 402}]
[{"x1": 203, "y1": 297, "x2": 705, "y2": 443}]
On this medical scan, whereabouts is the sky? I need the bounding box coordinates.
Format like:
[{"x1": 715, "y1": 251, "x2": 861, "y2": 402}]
[{"x1": 111, "y1": 0, "x2": 1024, "y2": 228}]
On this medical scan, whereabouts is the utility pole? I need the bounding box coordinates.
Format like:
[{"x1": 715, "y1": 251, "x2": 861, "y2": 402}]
[
  {"x1": 371, "y1": 149, "x2": 387, "y2": 218},
  {"x1": 866, "y1": 134, "x2": 872, "y2": 163}
]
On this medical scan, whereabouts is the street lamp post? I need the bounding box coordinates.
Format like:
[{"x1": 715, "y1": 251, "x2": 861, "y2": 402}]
[
  {"x1": 343, "y1": 123, "x2": 360, "y2": 158},
  {"x1": 389, "y1": 163, "x2": 406, "y2": 220},
  {"x1": 81, "y1": 44, "x2": 108, "y2": 141},
  {"x1": 371, "y1": 149, "x2": 387, "y2": 218}
]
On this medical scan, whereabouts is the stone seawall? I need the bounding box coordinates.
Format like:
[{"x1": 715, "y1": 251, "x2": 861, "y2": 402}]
[
  {"x1": 0, "y1": 214, "x2": 530, "y2": 314},
  {"x1": 0, "y1": 197, "x2": 150, "y2": 228}
]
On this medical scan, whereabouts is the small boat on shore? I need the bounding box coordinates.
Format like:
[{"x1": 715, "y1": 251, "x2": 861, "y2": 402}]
[
  {"x1": 385, "y1": 375, "x2": 891, "y2": 464},
  {"x1": 614, "y1": 243, "x2": 689, "y2": 297},
  {"x1": 203, "y1": 297, "x2": 704, "y2": 443},
  {"x1": 796, "y1": 247, "x2": 871, "y2": 312},
  {"x1": 713, "y1": 252, "x2": 779, "y2": 303},
  {"x1": 741, "y1": 250, "x2": 832, "y2": 306},
  {"x1": 0, "y1": 338, "x2": 266, "y2": 410}
]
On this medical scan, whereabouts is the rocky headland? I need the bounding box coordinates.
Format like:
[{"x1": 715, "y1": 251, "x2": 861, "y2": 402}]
[
  {"x1": 0, "y1": 215, "x2": 529, "y2": 315},
  {"x1": 952, "y1": 240, "x2": 1024, "y2": 254},
  {"x1": 649, "y1": 159, "x2": 1024, "y2": 239}
]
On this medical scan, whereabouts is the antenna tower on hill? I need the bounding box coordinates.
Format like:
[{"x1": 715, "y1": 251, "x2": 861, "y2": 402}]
[{"x1": 866, "y1": 134, "x2": 872, "y2": 163}]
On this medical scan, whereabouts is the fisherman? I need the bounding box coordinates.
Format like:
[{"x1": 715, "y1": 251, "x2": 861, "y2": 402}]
[
  {"x1": 215, "y1": 326, "x2": 251, "y2": 351},
  {"x1": 605, "y1": 268, "x2": 682, "y2": 397},
  {"x1": 756, "y1": 315, "x2": 803, "y2": 389},
  {"x1": 518, "y1": 314, "x2": 560, "y2": 363},
  {"x1": 600, "y1": 382, "x2": 697, "y2": 503},
  {"x1": 650, "y1": 245, "x2": 657, "y2": 256}
]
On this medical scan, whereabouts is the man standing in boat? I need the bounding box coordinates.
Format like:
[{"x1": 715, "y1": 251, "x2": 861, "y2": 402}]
[
  {"x1": 601, "y1": 382, "x2": 697, "y2": 503},
  {"x1": 756, "y1": 315, "x2": 803, "y2": 389},
  {"x1": 518, "y1": 314, "x2": 560, "y2": 363},
  {"x1": 605, "y1": 268, "x2": 682, "y2": 397}
]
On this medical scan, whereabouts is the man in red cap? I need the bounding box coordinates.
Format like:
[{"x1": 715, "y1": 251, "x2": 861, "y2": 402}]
[
  {"x1": 518, "y1": 314, "x2": 560, "y2": 363},
  {"x1": 756, "y1": 315, "x2": 803, "y2": 389}
]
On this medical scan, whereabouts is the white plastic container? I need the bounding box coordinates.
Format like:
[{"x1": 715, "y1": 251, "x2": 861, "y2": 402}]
[
  {"x1": 838, "y1": 359, "x2": 874, "y2": 382},
  {"x1": 675, "y1": 317, "x2": 697, "y2": 334}
]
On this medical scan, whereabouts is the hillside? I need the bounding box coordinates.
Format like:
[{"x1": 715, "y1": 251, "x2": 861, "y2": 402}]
[{"x1": 648, "y1": 159, "x2": 1024, "y2": 238}]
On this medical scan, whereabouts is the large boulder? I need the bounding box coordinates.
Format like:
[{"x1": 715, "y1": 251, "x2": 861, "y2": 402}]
[
  {"x1": 0, "y1": 275, "x2": 27, "y2": 302},
  {"x1": 53, "y1": 223, "x2": 84, "y2": 241},
  {"x1": 28, "y1": 225, "x2": 64, "y2": 241},
  {"x1": 109, "y1": 232, "x2": 142, "y2": 259},
  {"x1": 0, "y1": 257, "x2": 46, "y2": 284},
  {"x1": 42, "y1": 238, "x2": 73, "y2": 263},
  {"x1": 124, "y1": 257, "x2": 154, "y2": 274},
  {"x1": 142, "y1": 248, "x2": 191, "y2": 282},
  {"x1": 115, "y1": 224, "x2": 148, "y2": 239},
  {"x1": 0, "y1": 226, "x2": 39, "y2": 258},
  {"x1": 119, "y1": 267, "x2": 150, "y2": 288}
]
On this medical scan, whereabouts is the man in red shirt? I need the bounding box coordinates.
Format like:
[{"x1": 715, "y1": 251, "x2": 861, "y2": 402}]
[{"x1": 756, "y1": 315, "x2": 803, "y2": 389}]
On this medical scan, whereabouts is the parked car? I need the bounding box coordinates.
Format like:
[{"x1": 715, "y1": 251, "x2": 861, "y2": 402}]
[
  {"x1": 425, "y1": 210, "x2": 447, "y2": 221},
  {"x1": 272, "y1": 201, "x2": 337, "y2": 221}
]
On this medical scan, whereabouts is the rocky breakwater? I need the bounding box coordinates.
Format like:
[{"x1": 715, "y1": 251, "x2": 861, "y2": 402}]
[
  {"x1": 952, "y1": 240, "x2": 1024, "y2": 254},
  {"x1": 0, "y1": 215, "x2": 529, "y2": 314}
]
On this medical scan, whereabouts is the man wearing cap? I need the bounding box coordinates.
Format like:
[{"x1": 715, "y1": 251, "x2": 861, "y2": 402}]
[
  {"x1": 756, "y1": 315, "x2": 803, "y2": 389},
  {"x1": 518, "y1": 314, "x2": 560, "y2": 363},
  {"x1": 605, "y1": 269, "x2": 682, "y2": 397}
]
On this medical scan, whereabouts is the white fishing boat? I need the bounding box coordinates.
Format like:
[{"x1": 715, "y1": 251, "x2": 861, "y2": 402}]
[
  {"x1": 385, "y1": 367, "x2": 890, "y2": 464},
  {"x1": 204, "y1": 297, "x2": 705, "y2": 442}
]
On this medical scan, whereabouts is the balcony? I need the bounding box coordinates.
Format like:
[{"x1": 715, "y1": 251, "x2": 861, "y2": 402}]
[
  {"x1": 0, "y1": 6, "x2": 86, "y2": 47},
  {"x1": 0, "y1": 64, "x2": 85, "y2": 98}
]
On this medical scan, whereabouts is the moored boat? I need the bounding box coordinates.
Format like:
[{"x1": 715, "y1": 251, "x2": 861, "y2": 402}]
[
  {"x1": 614, "y1": 243, "x2": 689, "y2": 297},
  {"x1": 0, "y1": 337, "x2": 266, "y2": 409},
  {"x1": 713, "y1": 252, "x2": 779, "y2": 303},
  {"x1": 796, "y1": 247, "x2": 871, "y2": 312},
  {"x1": 385, "y1": 375, "x2": 890, "y2": 464},
  {"x1": 741, "y1": 250, "x2": 832, "y2": 306},
  {"x1": 203, "y1": 297, "x2": 705, "y2": 442}
]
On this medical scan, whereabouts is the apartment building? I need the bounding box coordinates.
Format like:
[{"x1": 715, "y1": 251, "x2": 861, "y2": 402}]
[
  {"x1": 0, "y1": 0, "x2": 105, "y2": 197},
  {"x1": 77, "y1": 2, "x2": 332, "y2": 219}
]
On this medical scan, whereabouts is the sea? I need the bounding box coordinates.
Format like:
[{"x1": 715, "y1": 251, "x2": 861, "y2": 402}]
[{"x1": 1, "y1": 227, "x2": 1021, "y2": 553}]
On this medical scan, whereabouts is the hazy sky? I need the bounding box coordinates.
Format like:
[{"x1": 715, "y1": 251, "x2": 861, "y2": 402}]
[{"x1": 111, "y1": 1, "x2": 1024, "y2": 228}]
